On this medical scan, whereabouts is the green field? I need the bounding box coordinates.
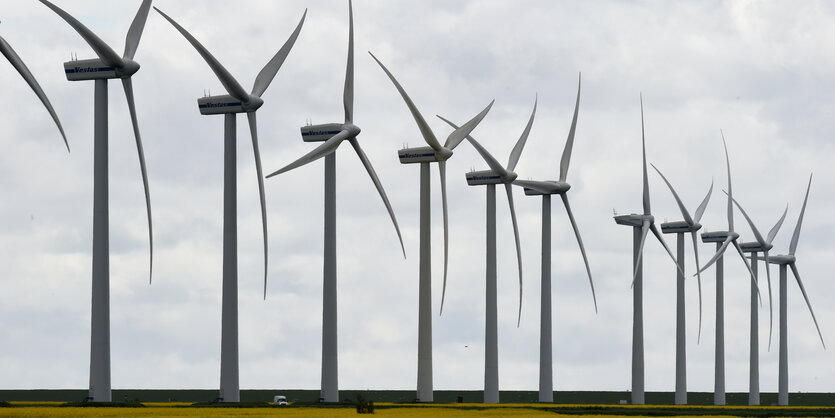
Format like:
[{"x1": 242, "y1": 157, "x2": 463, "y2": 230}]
[{"x1": 1, "y1": 389, "x2": 834, "y2": 405}]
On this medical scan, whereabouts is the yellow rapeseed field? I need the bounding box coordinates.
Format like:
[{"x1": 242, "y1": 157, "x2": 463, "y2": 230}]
[{"x1": 0, "y1": 406, "x2": 555, "y2": 417}]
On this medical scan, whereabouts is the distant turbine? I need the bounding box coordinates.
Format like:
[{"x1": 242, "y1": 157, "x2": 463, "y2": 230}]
[
  {"x1": 439, "y1": 101, "x2": 531, "y2": 404},
  {"x1": 733, "y1": 196, "x2": 787, "y2": 405},
  {"x1": 40, "y1": 0, "x2": 153, "y2": 402},
  {"x1": 613, "y1": 96, "x2": 682, "y2": 405},
  {"x1": 266, "y1": 0, "x2": 404, "y2": 403},
  {"x1": 766, "y1": 174, "x2": 825, "y2": 406},
  {"x1": 651, "y1": 164, "x2": 710, "y2": 405},
  {"x1": 370, "y1": 52, "x2": 493, "y2": 402},
  {"x1": 512, "y1": 75, "x2": 597, "y2": 403},
  {"x1": 154, "y1": 6, "x2": 305, "y2": 402},
  {"x1": 697, "y1": 132, "x2": 758, "y2": 406},
  {"x1": 0, "y1": 26, "x2": 68, "y2": 150}
]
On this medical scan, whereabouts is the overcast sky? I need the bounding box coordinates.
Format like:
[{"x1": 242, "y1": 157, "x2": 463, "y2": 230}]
[{"x1": 1, "y1": 0, "x2": 834, "y2": 395}]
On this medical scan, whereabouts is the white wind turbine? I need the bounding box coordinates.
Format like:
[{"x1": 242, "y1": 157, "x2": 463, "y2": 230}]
[
  {"x1": 1, "y1": 24, "x2": 68, "y2": 150},
  {"x1": 612, "y1": 96, "x2": 682, "y2": 406},
  {"x1": 732, "y1": 195, "x2": 786, "y2": 405},
  {"x1": 154, "y1": 6, "x2": 305, "y2": 403},
  {"x1": 369, "y1": 52, "x2": 494, "y2": 402},
  {"x1": 266, "y1": 0, "x2": 404, "y2": 403},
  {"x1": 511, "y1": 75, "x2": 597, "y2": 403},
  {"x1": 651, "y1": 164, "x2": 711, "y2": 405},
  {"x1": 438, "y1": 101, "x2": 533, "y2": 404},
  {"x1": 765, "y1": 175, "x2": 825, "y2": 406},
  {"x1": 39, "y1": 0, "x2": 153, "y2": 402},
  {"x1": 696, "y1": 133, "x2": 759, "y2": 406}
]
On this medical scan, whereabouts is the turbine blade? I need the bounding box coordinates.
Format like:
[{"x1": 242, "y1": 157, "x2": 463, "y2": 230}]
[
  {"x1": 343, "y1": 0, "x2": 353, "y2": 123},
  {"x1": 559, "y1": 73, "x2": 581, "y2": 182},
  {"x1": 40, "y1": 0, "x2": 124, "y2": 68},
  {"x1": 506, "y1": 95, "x2": 536, "y2": 172},
  {"x1": 790, "y1": 174, "x2": 812, "y2": 256},
  {"x1": 444, "y1": 100, "x2": 494, "y2": 151},
  {"x1": 721, "y1": 130, "x2": 734, "y2": 232},
  {"x1": 512, "y1": 179, "x2": 551, "y2": 194},
  {"x1": 727, "y1": 192, "x2": 766, "y2": 245},
  {"x1": 123, "y1": 0, "x2": 152, "y2": 60},
  {"x1": 632, "y1": 220, "x2": 650, "y2": 287},
  {"x1": 437, "y1": 115, "x2": 508, "y2": 178},
  {"x1": 733, "y1": 240, "x2": 761, "y2": 305},
  {"x1": 693, "y1": 178, "x2": 714, "y2": 224},
  {"x1": 438, "y1": 160, "x2": 450, "y2": 315},
  {"x1": 247, "y1": 112, "x2": 269, "y2": 298},
  {"x1": 561, "y1": 194, "x2": 597, "y2": 313},
  {"x1": 348, "y1": 138, "x2": 406, "y2": 258},
  {"x1": 640, "y1": 94, "x2": 650, "y2": 216},
  {"x1": 122, "y1": 77, "x2": 153, "y2": 283},
  {"x1": 690, "y1": 231, "x2": 703, "y2": 343},
  {"x1": 789, "y1": 262, "x2": 825, "y2": 349},
  {"x1": 697, "y1": 236, "x2": 732, "y2": 274},
  {"x1": 266, "y1": 130, "x2": 348, "y2": 178},
  {"x1": 505, "y1": 183, "x2": 523, "y2": 327},
  {"x1": 368, "y1": 51, "x2": 442, "y2": 151},
  {"x1": 763, "y1": 251, "x2": 773, "y2": 351},
  {"x1": 0, "y1": 35, "x2": 68, "y2": 151},
  {"x1": 154, "y1": 7, "x2": 249, "y2": 102},
  {"x1": 766, "y1": 204, "x2": 788, "y2": 245},
  {"x1": 251, "y1": 9, "x2": 306, "y2": 97},
  {"x1": 651, "y1": 223, "x2": 685, "y2": 278},
  {"x1": 651, "y1": 163, "x2": 693, "y2": 225}
]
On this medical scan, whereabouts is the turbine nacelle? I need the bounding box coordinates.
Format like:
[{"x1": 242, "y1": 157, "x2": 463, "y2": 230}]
[
  {"x1": 614, "y1": 213, "x2": 654, "y2": 228},
  {"x1": 660, "y1": 220, "x2": 702, "y2": 234},
  {"x1": 740, "y1": 241, "x2": 773, "y2": 253},
  {"x1": 767, "y1": 254, "x2": 796, "y2": 265},
  {"x1": 398, "y1": 146, "x2": 452, "y2": 164},
  {"x1": 521, "y1": 181, "x2": 571, "y2": 196},
  {"x1": 466, "y1": 169, "x2": 517, "y2": 186},
  {"x1": 701, "y1": 230, "x2": 738, "y2": 243},
  {"x1": 63, "y1": 58, "x2": 140, "y2": 81},
  {"x1": 197, "y1": 94, "x2": 263, "y2": 115}
]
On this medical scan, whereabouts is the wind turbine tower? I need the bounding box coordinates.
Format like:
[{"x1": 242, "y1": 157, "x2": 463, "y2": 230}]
[
  {"x1": 267, "y1": 0, "x2": 405, "y2": 403},
  {"x1": 370, "y1": 52, "x2": 493, "y2": 402},
  {"x1": 439, "y1": 102, "x2": 532, "y2": 404},
  {"x1": 697, "y1": 134, "x2": 758, "y2": 406},
  {"x1": 40, "y1": 0, "x2": 154, "y2": 402},
  {"x1": 512, "y1": 75, "x2": 597, "y2": 403},
  {"x1": 736, "y1": 201, "x2": 786, "y2": 406},
  {"x1": 154, "y1": 6, "x2": 305, "y2": 402},
  {"x1": 652, "y1": 164, "x2": 711, "y2": 405},
  {"x1": 766, "y1": 175, "x2": 825, "y2": 406},
  {"x1": 613, "y1": 96, "x2": 681, "y2": 405}
]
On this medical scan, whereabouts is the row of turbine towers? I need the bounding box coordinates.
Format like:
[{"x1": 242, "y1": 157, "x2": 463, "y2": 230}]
[
  {"x1": 1, "y1": 0, "x2": 823, "y2": 406},
  {"x1": 618, "y1": 98, "x2": 825, "y2": 406}
]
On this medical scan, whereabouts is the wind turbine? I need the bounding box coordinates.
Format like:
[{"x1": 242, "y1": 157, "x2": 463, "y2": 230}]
[
  {"x1": 1, "y1": 24, "x2": 68, "y2": 150},
  {"x1": 369, "y1": 52, "x2": 493, "y2": 402},
  {"x1": 696, "y1": 133, "x2": 758, "y2": 406},
  {"x1": 651, "y1": 163, "x2": 711, "y2": 405},
  {"x1": 438, "y1": 101, "x2": 532, "y2": 404},
  {"x1": 766, "y1": 175, "x2": 825, "y2": 406},
  {"x1": 511, "y1": 75, "x2": 597, "y2": 403},
  {"x1": 732, "y1": 195, "x2": 787, "y2": 405},
  {"x1": 154, "y1": 6, "x2": 305, "y2": 403},
  {"x1": 612, "y1": 96, "x2": 682, "y2": 406},
  {"x1": 39, "y1": 0, "x2": 153, "y2": 402},
  {"x1": 266, "y1": 0, "x2": 404, "y2": 403}
]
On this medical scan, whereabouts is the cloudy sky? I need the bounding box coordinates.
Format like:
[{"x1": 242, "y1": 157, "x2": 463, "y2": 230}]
[{"x1": 1, "y1": 0, "x2": 834, "y2": 396}]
